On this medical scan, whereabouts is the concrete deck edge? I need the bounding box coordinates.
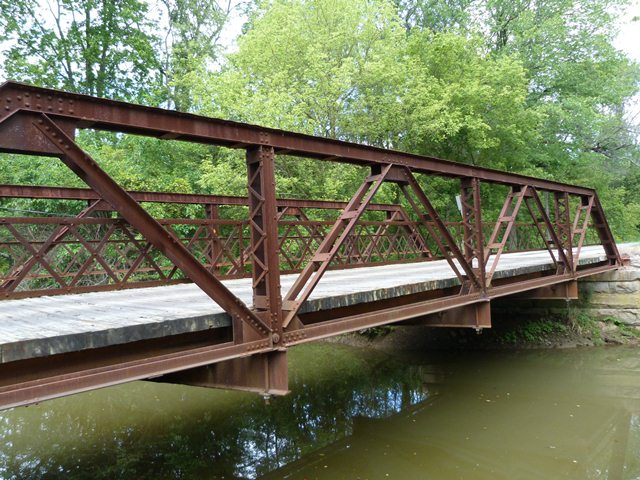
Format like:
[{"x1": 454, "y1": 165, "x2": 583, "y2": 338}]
[{"x1": 0, "y1": 254, "x2": 607, "y2": 363}]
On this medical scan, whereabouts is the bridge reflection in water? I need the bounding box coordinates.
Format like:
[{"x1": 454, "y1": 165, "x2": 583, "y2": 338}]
[{"x1": 0, "y1": 343, "x2": 638, "y2": 480}]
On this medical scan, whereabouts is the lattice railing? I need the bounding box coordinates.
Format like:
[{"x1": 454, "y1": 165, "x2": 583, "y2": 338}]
[
  {"x1": 0, "y1": 184, "x2": 606, "y2": 300},
  {"x1": 0, "y1": 189, "x2": 436, "y2": 299}
]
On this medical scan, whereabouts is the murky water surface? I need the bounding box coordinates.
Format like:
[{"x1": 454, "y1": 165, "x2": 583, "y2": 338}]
[{"x1": 1, "y1": 344, "x2": 639, "y2": 479}]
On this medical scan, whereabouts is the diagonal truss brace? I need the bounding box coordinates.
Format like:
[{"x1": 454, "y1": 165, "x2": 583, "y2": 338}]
[
  {"x1": 591, "y1": 194, "x2": 622, "y2": 265},
  {"x1": 483, "y1": 186, "x2": 528, "y2": 286},
  {"x1": 32, "y1": 113, "x2": 271, "y2": 337},
  {"x1": 282, "y1": 164, "x2": 393, "y2": 328},
  {"x1": 398, "y1": 168, "x2": 483, "y2": 292},
  {"x1": 571, "y1": 195, "x2": 594, "y2": 269},
  {"x1": 524, "y1": 188, "x2": 572, "y2": 273}
]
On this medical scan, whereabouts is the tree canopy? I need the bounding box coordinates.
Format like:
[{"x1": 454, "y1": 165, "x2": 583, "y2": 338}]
[{"x1": 0, "y1": 0, "x2": 638, "y2": 238}]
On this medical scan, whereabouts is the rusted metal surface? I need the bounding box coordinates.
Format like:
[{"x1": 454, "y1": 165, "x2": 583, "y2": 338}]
[
  {"x1": 398, "y1": 168, "x2": 481, "y2": 290},
  {"x1": 0, "y1": 186, "x2": 433, "y2": 299},
  {"x1": 246, "y1": 146, "x2": 283, "y2": 344},
  {"x1": 484, "y1": 186, "x2": 528, "y2": 286},
  {"x1": 509, "y1": 280, "x2": 579, "y2": 300},
  {"x1": 0, "y1": 82, "x2": 623, "y2": 409},
  {"x1": 402, "y1": 302, "x2": 492, "y2": 329},
  {"x1": 282, "y1": 164, "x2": 393, "y2": 327},
  {"x1": 0, "y1": 81, "x2": 598, "y2": 195},
  {"x1": 460, "y1": 178, "x2": 486, "y2": 291},
  {"x1": 32, "y1": 113, "x2": 271, "y2": 337},
  {"x1": 154, "y1": 350, "x2": 288, "y2": 396}
]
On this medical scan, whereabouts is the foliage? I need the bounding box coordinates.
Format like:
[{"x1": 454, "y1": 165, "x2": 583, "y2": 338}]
[
  {"x1": 0, "y1": 0, "x2": 160, "y2": 101},
  {"x1": 157, "y1": 0, "x2": 235, "y2": 111},
  {"x1": 568, "y1": 310, "x2": 602, "y2": 343},
  {"x1": 498, "y1": 317, "x2": 568, "y2": 345},
  {"x1": 0, "y1": 0, "x2": 638, "y2": 239}
]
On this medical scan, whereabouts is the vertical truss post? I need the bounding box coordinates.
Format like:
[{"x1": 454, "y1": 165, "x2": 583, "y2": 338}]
[
  {"x1": 554, "y1": 192, "x2": 574, "y2": 272},
  {"x1": 205, "y1": 204, "x2": 223, "y2": 276},
  {"x1": 591, "y1": 193, "x2": 622, "y2": 265},
  {"x1": 246, "y1": 146, "x2": 283, "y2": 344},
  {"x1": 460, "y1": 178, "x2": 486, "y2": 291},
  {"x1": 31, "y1": 113, "x2": 271, "y2": 337}
]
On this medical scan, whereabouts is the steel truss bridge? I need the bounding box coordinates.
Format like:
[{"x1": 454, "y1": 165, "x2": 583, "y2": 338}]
[{"x1": 0, "y1": 81, "x2": 623, "y2": 409}]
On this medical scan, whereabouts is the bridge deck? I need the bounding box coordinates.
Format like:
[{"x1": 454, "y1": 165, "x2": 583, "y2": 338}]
[{"x1": 0, "y1": 246, "x2": 606, "y2": 363}]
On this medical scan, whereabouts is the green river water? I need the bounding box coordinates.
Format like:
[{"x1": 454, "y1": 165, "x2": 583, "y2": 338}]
[{"x1": 1, "y1": 343, "x2": 639, "y2": 479}]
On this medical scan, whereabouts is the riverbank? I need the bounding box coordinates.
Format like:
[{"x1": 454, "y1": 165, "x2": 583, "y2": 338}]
[
  {"x1": 327, "y1": 316, "x2": 640, "y2": 352},
  {"x1": 332, "y1": 244, "x2": 640, "y2": 351}
]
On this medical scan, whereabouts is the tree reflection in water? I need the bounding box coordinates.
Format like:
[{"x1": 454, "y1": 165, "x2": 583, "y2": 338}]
[
  {"x1": 0, "y1": 344, "x2": 431, "y2": 479},
  {"x1": 2, "y1": 344, "x2": 639, "y2": 480}
]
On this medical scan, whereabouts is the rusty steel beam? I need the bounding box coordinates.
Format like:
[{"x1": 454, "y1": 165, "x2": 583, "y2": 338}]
[
  {"x1": 0, "y1": 260, "x2": 618, "y2": 409},
  {"x1": 484, "y1": 186, "x2": 528, "y2": 286},
  {"x1": 153, "y1": 350, "x2": 288, "y2": 396},
  {"x1": 282, "y1": 165, "x2": 393, "y2": 327},
  {"x1": 283, "y1": 262, "x2": 617, "y2": 347},
  {"x1": 524, "y1": 189, "x2": 572, "y2": 272},
  {"x1": 0, "y1": 81, "x2": 596, "y2": 195},
  {"x1": 398, "y1": 168, "x2": 482, "y2": 290},
  {"x1": 0, "y1": 183, "x2": 403, "y2": 212},
  {"x1": 571, "y1": 195, "x2": 594, "y2": 268},
  {"x1": 246, "y1": 146, "x2": 283, "y2": 344},
  {"x1": 0, "y1": 337, "x2": 273, "y2": 410},
  {"x1": 591, "y1": 194, "x2": 621, "y2": 264},
  {"x1": 403, "y1": 302, "x2": 491, "y2": 329},
  {"x1": 554, "y1": 191, "x2": 575, "y2": 272},
  {"x1": 507, "y1": 280, "x2": 578, "y2": 300},
  {"x1": 460, "y1": 178, "x2": 486, "y2": 291},
  {"x1": 30, "y1": 113, "x2": 271, "y2": 336}
]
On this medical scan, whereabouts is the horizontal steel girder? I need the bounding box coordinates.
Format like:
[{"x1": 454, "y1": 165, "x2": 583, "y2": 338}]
[
  {"x1": 402, "y1": 302, "x2": 491, "y2": 329},
  {"x1": 0, "y1": 81, "x2": 594, "y2": 195},
  {"x1": 151, "y1": 350, "x2": 288, "y2": 396},
  {"x1": 0, "y1": 184, "x2": 405, "y2": 211},
  {"x1": 0, "y1": 262, "x2": 618, "y2": 410},
  {"x1": 506, "y1": 280, "x2": 579, "y2": 300}
]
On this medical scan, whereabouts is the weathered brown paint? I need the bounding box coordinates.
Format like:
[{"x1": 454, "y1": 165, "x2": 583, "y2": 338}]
[{"x1": 0, "y1": 83, "x2": 623, "y2": 410}]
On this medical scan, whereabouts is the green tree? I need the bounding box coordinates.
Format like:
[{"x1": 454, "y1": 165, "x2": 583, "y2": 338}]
[
  {"x1": 393, "y1": 0, "x2": 472, "y2": 32},
  {"x1": 0, "y1": 0, "x2": 160, "y2": 101},
  {"x1": 158, "y1": 0, "x2": 236, "y2": 111},
  {"x1": 193, "y1": 0, "x2": 408, "y2": 200},
  {"x1": 480, "y1": 0, "x2": 640, "y2": 169}
]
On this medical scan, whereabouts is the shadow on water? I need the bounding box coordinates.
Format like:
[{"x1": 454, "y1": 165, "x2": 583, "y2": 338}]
[{"x1": 0, "y1": 343, "x2": 639, "y2": 480}]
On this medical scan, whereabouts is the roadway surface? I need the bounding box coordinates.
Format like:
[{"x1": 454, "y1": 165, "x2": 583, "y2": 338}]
[{"x1": 0, "y1": 246, "x2": 608, "y2": 363}]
